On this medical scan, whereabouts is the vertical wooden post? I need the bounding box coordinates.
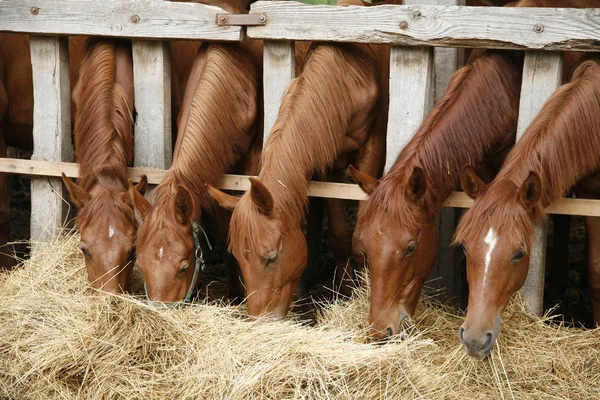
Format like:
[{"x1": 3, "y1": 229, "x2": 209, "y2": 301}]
[
  {"x1": 263, "y1": 40, "x2": 295, "y2": 145},
  {"x1": 385, "y1": 46, "x2": 434, "y2": 173},
  {"x1": 29, "y1": 36, "x2": 73, "y2": 247},
  {"x1": 404, "y1": 0, "x2": 465, "y2": 303},
  {"x1": 517, "y1": 51, "x2": 563, "y2": 315},
  {"x1": 132, "y1": 41, "x2": 172, "y2": 170}
]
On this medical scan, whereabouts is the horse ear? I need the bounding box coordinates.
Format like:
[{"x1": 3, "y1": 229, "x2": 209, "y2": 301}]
[
  {"x1": 518, "y1": 171, "x2": 542, "y2": 210},
  {"x1": 460, "y1": 165, "x2": 486, "y2": 200},
  {"x1": 206, "y1": 184, "x2": 240, "y2": 211},
  {"x1": 404, "y1": 167, "x2": 427, "y2": 203},
  {"x1": 129, "y1": 179, "x2": 151, "y2": 222},
  {"x1": 62, "y1": 173, "x2": 90, "y2": 208},
  {"x1": 249, "y1": 177, "x2": 274, "y2": 216},
  {"x1": 174, "y1": 186, "x2": 194, "y2": 226},
  {"x1": 134, "y1": 174, "x2": 148, "y2": 196},
  {"x1": 348, "y1": 165, "x2": 380, "y2": 195}
]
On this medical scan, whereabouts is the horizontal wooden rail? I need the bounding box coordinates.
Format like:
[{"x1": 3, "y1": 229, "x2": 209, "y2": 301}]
[
  {"x1": 0, "y1": 0, "x2": 241, "y2": 41},
  {"x1": 2, "y1": 158, "x2": 600, "y2": 217},
  {"x1": 248, "y1": 1, "x2": 600, "y2": 51}
]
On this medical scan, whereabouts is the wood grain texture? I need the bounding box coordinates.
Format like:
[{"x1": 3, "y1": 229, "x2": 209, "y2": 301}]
[
  {"x1": 248, "y1": 1, "x2": 600, "y2": 51},
  {"x1": 29, "y1": 36, "x2": 73, "y2": 246},
  {"x1": 517, "y1": 52, "x2": 563, "y2": 316},
  {"x1": 385, "y1": 46, "x2": 434, "y2": 172},
  {"x1": 132, "y1": 41, "x2": 172, "y2": 169},
  {"x1": 0, "y1": 0, "x2": 241, "y2": 41},
  {"x1": 263, "y1": 40, "x2": 295, "y2": 145}
]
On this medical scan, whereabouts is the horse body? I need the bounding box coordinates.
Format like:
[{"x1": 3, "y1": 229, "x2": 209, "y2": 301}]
[
  {"x1": 455, "y1": 55, "x2": 600, "y2": 358},
  {"x1": 131, "y1": 0, "x2": 264, "y2": 303},
  {"x1": 208, "y1": 0, "x2": 395, "y2": 319}
]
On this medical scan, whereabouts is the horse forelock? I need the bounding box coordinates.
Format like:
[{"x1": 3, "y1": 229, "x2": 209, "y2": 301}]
[
  {"x1": 362, "y1": 50, "x2": 523, "y2": 226},
  {"x1": 453, "y1": 178, "x2": 539, "y2": 251},
  {"x1": 77, "y1": 187, "x2": 135, "y2": 232},
  {"x1": 74, "y1": 39, "x2": 133, "y2": 192}
]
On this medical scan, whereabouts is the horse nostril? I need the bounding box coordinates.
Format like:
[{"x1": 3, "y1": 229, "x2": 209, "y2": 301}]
[
  {"x1": 386, "y1": 327, "x2": 393, "y2": 337},
  {"x1": 459, "y1": 326, "x2": 465, "y2": 343},
  {"x1": 483, "y1": 332, "x2": 494, "y2": 351}
]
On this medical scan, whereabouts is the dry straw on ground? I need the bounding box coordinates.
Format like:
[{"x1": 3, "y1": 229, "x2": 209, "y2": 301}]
[{"x1": 0, "y1": 233, "x2": 599, "y2": 399}]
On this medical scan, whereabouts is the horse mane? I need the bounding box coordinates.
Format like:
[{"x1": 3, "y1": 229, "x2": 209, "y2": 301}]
[
  {"x1": 230, "y1": 42, "x2": 379, "y2": 250},
  {"x1": 359, "y1": 50, "x2": 523, "y2": 229},
  {"x1": 77, "y1": 189, "x2": 136, "y2": 231},
  {"x1": 455, "y1": 56, "x2": 600, "y2": 249},
  {"x1": 140, "y1": 42, "x2": 258, "y2": 241},
  {"x1": 73, "y1": 39, "x2": 133, "y2": 191}
]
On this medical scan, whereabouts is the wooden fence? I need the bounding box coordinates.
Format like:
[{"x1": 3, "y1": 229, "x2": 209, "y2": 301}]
[{"x1": 2, "y1": 0, "x2": 600, "y2": 315}]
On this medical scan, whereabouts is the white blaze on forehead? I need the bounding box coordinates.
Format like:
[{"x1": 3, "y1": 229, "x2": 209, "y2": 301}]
[
  {"x1": 108, "y1": 225, "x2": 115, "y2": 239},
  {"x1": 483, "y1": 227, "x2": 498, "y2": 286},
  {"x1": 159, "y1": 247, "x2": 164, "y2": 260}
]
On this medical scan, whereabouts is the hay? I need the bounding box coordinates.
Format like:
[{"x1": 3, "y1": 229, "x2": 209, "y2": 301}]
[{"x1": 0, "y1": 234, "x2": 599, "y2": 399}]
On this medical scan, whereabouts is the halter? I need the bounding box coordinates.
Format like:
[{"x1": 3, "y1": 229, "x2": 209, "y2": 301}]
[{"x1": 144, "y1": 220, "x2": 206, "y2": 308}]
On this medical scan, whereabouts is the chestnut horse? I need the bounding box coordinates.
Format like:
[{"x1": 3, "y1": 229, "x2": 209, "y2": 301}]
[
  {"x1": 130, "y1": 0, "x2": 264, "y2": 304},
  {"x1": 349, "y1": 0, "x2": 592, "y2": 342},
  {"x1": 455, "y1": 55, "x2": 600, "y2": 358},
  {"x1": 61, "y1": 39, "x2": 148, "y2": 293},
  {"x1": 208, "y1": 0, "x2": 395, "y2": 319}
]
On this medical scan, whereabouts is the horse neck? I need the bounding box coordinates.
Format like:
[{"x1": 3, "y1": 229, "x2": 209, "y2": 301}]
[
  {"x1": 498, "y1": 58, "x2": 600, "y2": 208},
  {"x1": 380, "y1": 50, "x2": 523, "y2": 211},
  {"x1": 166, "y1": 42, "x2": 258, "y2": 212},
  {"x1": 74, "y1": 40, "x2": 133, "y2": 191},
  {"x1": 258, "y1": 44, "x2": 374, "y2": 228}
]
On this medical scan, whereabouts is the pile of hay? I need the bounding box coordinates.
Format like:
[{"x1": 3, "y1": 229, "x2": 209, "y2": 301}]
[{"x1": 0, "y1": 234, "x2": 599, "y2": 399}]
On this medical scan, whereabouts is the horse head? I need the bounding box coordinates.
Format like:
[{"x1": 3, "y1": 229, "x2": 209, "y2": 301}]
[
  {"x1": 208, "y1": 178, "x2": 307, "y2": 319},
  {"x1": 454, "y1": 165, "x2": 542, "y2": 359},
  {"x1": 131, "y1": 182, "x2": 201, "y2": 304},
  {"x1": 63, "y1": 172, "x2": 147, "y2": 293},
  {"x1": 351, "y1": 165, "x2": 439, "y2": 341}
]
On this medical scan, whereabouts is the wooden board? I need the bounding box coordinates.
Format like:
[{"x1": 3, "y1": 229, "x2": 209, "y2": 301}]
[
  {"x1": 385, "y1": 46, "x2": 434, "y2": 172},
  {"x1": 517, "y1": 52, "x2": 563, "y2": 316},
  {"x1": 29, "y1": 36, "x2": 73, "y2": 247},
  {"x1": 0, "y1": 0, "x2": 241, "y2": 41},
  {"x1": 263, "y1": 40, "x2": 295, "y2": 145},
  {"x1": 132, "y1": 41, "x2": 172, "y2": 170},
  {"x1": 248, "y1": 1, "x2": 600, "y2": 52},
  {"x1": 4, "y1": 158, "x2": 600, "y2": 217}
]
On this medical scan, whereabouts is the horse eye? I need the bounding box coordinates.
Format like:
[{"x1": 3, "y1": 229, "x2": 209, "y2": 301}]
[
  {"x1": 178, "y1": 263, "x2": 189, "y2": 276},
  {"x1": 266, "y1": 252, "x2": 278, "y2": 267},
  {"x1": 405, "y1": 242, "x2": 417, "y2": 257},
  {"x1": 79, "y1": 245, "x2": 90, "y2": 258},
  {"x1": 512, "y1": 248, "x2": 526, "y2": 263},
  {"x1": 459, "y1": 241, "x2": 468, "y2": 255}
]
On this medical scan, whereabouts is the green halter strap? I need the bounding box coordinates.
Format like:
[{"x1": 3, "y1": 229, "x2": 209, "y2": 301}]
[{"x1": 144, "y1": 220, "x2": 205, "y2": 308}]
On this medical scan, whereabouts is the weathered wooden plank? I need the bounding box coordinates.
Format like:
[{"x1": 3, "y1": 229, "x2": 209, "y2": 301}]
[
  {"x1": 403, "y1": 0, "x2": 465, "y2": 302},
  {"x1": 0, "y1": 0, "x2": 241, "y2": 41},
  {"x1": 3, "y1": 158, "x2": 600, "y2": 215},
  {"x1": 263, "y1": 40, "x2": 295, "y2": 145},
  {"x1": 248, "y1": 1, "x2": 600, "y2": 52},
  {"x1": 385, "y1": 46, "x2": 434, "y2": 172},
  {"x1": 517, "y1": 52, "x2": 563, "y2": 316},
  {"x1": 29, "y1": 36, "x2": 73, "y2": 246},
  {"x1": 132, "y1": 41, "x2": 172, "y2": 170}
]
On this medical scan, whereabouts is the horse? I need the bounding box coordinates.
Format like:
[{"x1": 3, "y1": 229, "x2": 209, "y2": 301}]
[
  {"x1": 129, "y1": 0, "x2": 265, "y2": 304},
  {"x1": 454, "y1": 55, "x2": 600, "y2": 359},
  {"x1": 60, "y1": 39, "x2": 148, "y2": 293},
  {"x1": 207, "y1": 0, "x2": 396, "y2": 319},
  {"x1": 348, "y1": 0, "x2": 593, "y2": 342}
]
